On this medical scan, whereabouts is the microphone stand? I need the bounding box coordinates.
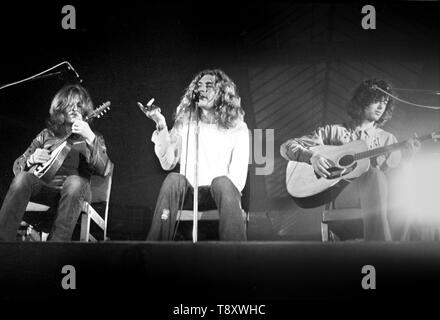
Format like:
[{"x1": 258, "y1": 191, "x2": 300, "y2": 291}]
[
  {"x1": 0, "y1": 61, "x2": 72, "y2": 92},
  {"x1": 25, "y1": 71, "x2": 65, "y2": 82},
  {"x1": 0, "y1": 71, "x2": 65, "y2": 91},
  {"x1": 192, "y1": 99, "x2": 199, "y2": 243}
]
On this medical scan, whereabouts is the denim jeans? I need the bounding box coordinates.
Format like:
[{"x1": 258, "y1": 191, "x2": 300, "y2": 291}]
[
  {"x1": 146, "y1": 173, "x2": 246, "y2": 241},
  {"x1": 332, "y1": 168, "x2": 392, "y2": 241},
  {"x1": 0, "y1": 172, "x2": 91, "y2": 241},
  {"x1": 357, "y1": 168, "x2": 392, "y2": 241}
]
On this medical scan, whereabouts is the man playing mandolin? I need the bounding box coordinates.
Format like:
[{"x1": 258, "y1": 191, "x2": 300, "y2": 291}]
[
  {"x1": 281, "y1": 79, "x2": 420, "y2": 241},
  {"x1": 0, "y1": 84, "x2": 112, "y2": 241}
]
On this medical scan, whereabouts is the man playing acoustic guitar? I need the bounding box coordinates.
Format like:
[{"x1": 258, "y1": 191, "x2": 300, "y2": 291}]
[
  {"x1": 281, "y1": 79, "x2": 420, "y2": 241},
  {"x1": 0, "y1": 85, "x2": 112, "y2": 241}
]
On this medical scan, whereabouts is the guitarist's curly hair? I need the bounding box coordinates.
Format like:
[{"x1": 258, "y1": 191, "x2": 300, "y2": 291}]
[
  {"x1": 47, "y1": 85, "x2": 94, "y2": 136},
  {"x1": 174, "y1": 69, "x2": 244, "y2": 129},
  {"x1": 347, "y1": 79, "x2": 394, "y2": 127}
]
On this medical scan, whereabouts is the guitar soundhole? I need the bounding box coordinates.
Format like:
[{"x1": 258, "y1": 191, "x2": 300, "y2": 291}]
[{"x1": 339, "y1": 155, "x2": 354, "y2": 166}]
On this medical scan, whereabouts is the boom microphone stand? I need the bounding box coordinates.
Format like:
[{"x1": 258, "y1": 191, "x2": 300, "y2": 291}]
[{"x1": 0, "y1": 61, "x2": 79, "y2": 92}]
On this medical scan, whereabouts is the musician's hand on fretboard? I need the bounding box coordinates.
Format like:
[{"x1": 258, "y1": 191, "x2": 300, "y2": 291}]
[{"x1": 403, "y1": 134, "x2": 422, "y2": 159}]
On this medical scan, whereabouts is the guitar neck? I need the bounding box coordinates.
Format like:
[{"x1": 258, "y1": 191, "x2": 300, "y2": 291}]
[{"x1": 354, "y1": 133, "x2": 432, "y2": 161}]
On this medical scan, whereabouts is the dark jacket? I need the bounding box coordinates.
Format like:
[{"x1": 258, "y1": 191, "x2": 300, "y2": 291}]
[{"x1": 13, "y1": 128, "x2": 112, "y2": 181}]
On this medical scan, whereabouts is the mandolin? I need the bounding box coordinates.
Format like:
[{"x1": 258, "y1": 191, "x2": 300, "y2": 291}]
[{"x1": 29, "y1": 101, "x2": 111, "y2": 183}]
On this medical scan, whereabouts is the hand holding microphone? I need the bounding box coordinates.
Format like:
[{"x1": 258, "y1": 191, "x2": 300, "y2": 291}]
[{"x1": 138, "y1": 98, "x2": 167, "y2": 129}]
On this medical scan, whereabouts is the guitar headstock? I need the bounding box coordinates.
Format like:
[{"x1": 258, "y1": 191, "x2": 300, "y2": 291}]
[{"x1": 87, "y1": 101, "x2": 111, "y2": 120}]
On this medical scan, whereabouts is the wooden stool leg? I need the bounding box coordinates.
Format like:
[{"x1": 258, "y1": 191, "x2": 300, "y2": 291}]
[
  {"x1": 321, "y1": 222, "x2": 329, "y2": 242},
  {"x1": 80, "y1": 213, "x2": 91, "y2": 242}
]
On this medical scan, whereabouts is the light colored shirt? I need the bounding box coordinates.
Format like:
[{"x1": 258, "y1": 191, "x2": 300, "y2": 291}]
[
  {"x1": 280, "y1": 122, "x2": 401, "y2": 170},
  {"x1": 151, "y1": 119, "x2": 249, "y2": 192}
]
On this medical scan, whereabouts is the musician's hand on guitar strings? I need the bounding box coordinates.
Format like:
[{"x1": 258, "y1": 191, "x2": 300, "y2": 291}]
[
  {"x1": 72, "y1": 120, "x2": 96, "y2": 146},
  {"x1": 311, "y1": 154, "x2": 331, "y2": 178},
  {"x1": 31, "y1": 148, "x2": 51, "y2": 164}
]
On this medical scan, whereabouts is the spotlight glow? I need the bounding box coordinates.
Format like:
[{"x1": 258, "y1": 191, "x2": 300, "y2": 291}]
[{"x1": 395, "y1": 153, "x2": 440, "y2": 225}]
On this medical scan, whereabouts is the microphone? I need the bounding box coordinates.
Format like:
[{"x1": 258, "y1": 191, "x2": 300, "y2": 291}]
[
  {"x1": 192, "y1": 90, "x2": 201, "y2": 103},
  {"x1": 65, "y1": 61, "x2": 83, "y2": 83}
]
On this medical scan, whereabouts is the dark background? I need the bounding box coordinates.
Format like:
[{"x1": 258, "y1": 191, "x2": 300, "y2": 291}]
[{"x1": 1, "y1": 1, "x2": 440, "y2": 240}]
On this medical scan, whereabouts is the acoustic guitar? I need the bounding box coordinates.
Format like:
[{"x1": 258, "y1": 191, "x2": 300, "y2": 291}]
[
  {"x1": 286, "y1": 132, "x2": 439, "y2": 208},
  {"x1": 29, "y1": 101, "x2": 111, "y2": 183}
]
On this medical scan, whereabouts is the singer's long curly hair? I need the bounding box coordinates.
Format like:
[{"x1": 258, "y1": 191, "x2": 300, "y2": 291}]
[
  {"x1": 174, "y1": 69, "x2": 244, "y2": 129},
  {"x1": 347, "y1": 79, "x2": 395, "y2": 127},
  {"x1": 46, "y1": 84, "x2": 94, "y2": 136}
]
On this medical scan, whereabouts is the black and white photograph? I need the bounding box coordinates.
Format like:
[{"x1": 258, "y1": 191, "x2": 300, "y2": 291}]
[{"x1": 1, "y1": 0, "x2": 440, "y2": 315}]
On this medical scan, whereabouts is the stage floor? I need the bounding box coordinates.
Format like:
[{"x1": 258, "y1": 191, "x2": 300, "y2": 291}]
[{"x1": 1, "y1": 241, "x2": 439, "y2": 306}]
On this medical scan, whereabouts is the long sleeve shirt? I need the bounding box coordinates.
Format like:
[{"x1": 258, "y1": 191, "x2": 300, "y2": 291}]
[
  {"x1": 151, "y1": 119, "x2": 249, "y2": 192},
  {"x1": 14, "y1": 128, "x2": 112, "y2": 182},
  {"x1": 280, "y1": 122, "x2": 401, "y2": 171}
]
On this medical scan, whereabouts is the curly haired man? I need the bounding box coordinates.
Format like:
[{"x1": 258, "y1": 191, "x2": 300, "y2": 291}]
[
  {"x1": 281, "y1": 79, "x2": 419, "y2": 241},
  {"x1": 141, "y1": 69, "x2": 249, "y2": 241}
]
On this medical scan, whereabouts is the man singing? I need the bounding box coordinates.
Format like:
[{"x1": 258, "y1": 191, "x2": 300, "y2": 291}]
[
  {"x1": 0, "y1": 84, "x2": 112, "y2": 241},
  {"x1": 141, "y1": 69, "x2": 249, "y2": 241}
]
